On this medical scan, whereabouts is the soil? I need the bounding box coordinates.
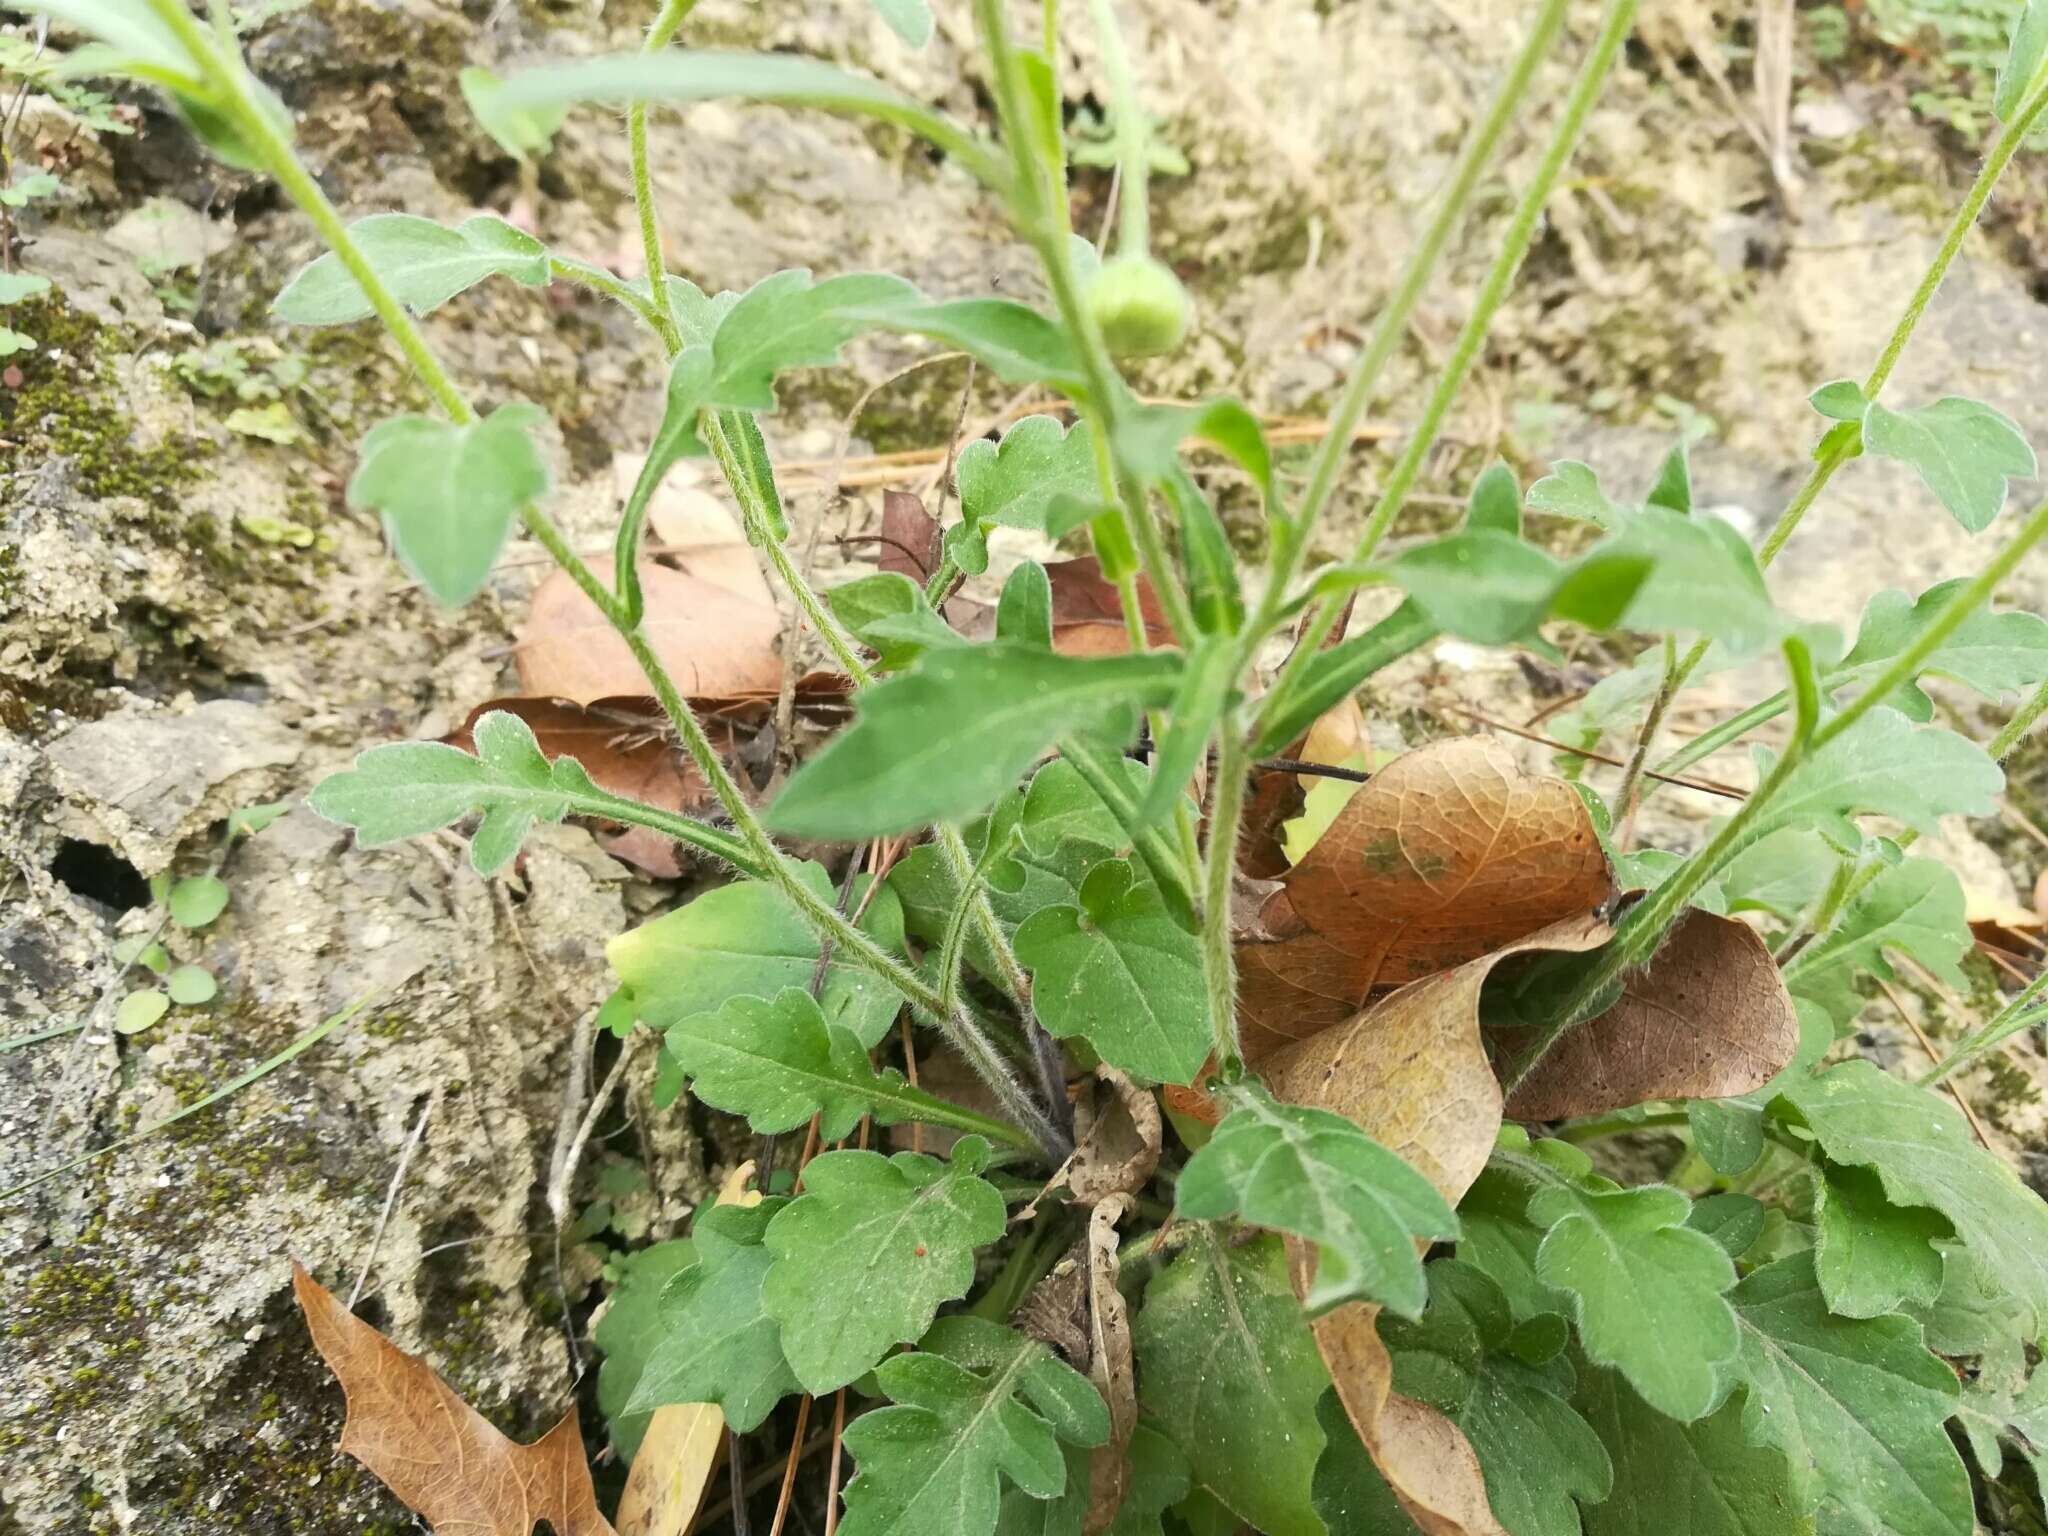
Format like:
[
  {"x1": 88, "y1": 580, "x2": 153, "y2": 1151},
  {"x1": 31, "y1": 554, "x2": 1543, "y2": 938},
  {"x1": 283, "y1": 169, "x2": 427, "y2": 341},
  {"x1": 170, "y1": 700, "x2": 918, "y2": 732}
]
[{"x1": 6, "y1": 0, "x2": 2048, "y2": 1529}]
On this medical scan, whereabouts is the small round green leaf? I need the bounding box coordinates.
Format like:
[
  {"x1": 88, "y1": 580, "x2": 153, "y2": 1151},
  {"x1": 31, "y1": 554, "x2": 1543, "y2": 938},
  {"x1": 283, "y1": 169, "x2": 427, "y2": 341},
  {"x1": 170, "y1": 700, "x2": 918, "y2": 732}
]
[
  {"x1": 167, "y1": 965, "x2": 219, "y2": 1006},
  {"x1": 168, "y1": 874, "x2": 230, "y2": 929},
  {"x1": 116, "y1": 990, "x2": 170, "y2": 1034}
]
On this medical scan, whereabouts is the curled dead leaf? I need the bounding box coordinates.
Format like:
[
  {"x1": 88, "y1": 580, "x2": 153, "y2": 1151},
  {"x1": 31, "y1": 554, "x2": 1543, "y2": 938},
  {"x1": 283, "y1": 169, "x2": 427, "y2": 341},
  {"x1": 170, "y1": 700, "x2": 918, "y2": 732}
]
[
  {"x1": 1025, "y1": 1065, "x2": 1165, "y2": 1220},
  {"x1": 1286, "y1": 1241, "x2": 1510, "y2": 1536},
  {"x1": 1236, "y1": 737, "x2": 1613, "y2": 1058},
  {"x1": 293, "y1": 1263, "x2": 617, "y2": 1536},
  {"x1": 1084, "y1": 1194, "x2": 1138, "y2": 1536},
  {"x1": 1497, "y1": 909, "x2": 1800, "y2": 1121},
  {"x1": 1261, "y1": 915, "x2": 1610, "y2": 1201},
  {"x1": 1240, "y1": 697, "x2": 1371, "y2": 880}
]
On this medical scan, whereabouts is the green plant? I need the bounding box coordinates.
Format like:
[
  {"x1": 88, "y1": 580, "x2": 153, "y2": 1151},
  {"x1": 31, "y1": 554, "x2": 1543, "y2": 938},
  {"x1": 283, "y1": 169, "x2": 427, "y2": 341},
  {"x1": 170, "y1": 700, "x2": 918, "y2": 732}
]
[{"x1": 27, "y1": 0, "x2": 2048, "y2": 1531}]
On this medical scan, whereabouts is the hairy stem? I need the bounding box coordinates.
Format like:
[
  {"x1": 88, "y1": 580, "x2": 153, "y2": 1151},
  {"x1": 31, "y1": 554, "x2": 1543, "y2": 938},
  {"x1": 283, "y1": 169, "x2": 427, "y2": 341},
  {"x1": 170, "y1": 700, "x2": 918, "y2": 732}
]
[
  {"x1": 627, "y1": 0, "x2": 700, "y2": 349},
  {"x1": 1200, "y1": 724, "x2": 1250, "y2": 1078},
  {"x1": 1611, "y1": 634, "x2": 1678, "y2": 832},
  {"x1": 1274, "y1": 0, "x2": 1570, "y2": 600}
]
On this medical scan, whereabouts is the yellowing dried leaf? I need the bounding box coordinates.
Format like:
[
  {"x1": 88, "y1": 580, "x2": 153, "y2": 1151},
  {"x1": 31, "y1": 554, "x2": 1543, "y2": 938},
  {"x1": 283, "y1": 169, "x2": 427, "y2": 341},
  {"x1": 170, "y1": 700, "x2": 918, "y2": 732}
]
[
  {"x1": 615, "y1": 1161, "x2": 762, "y2": 1536},
  {"x1": 1236, "y1": 738, "x2": 1612, "y2": 1057},
  {"x1": 1499, "y1": 910, "x2": 1800, "y2": 1120},
  {"x1": 294, "y1": 1263, "x2": 617, "y2": 1536},
  {"x1": 1259, "y1": 916, "x2": 1610, "y2": 1203},
  {"x1": 518, "y1": 558, "x2": 783, "y2": 705},
  {"x1": 1286, "y1": 1241, "x2": 1508, "y2": 1536}
]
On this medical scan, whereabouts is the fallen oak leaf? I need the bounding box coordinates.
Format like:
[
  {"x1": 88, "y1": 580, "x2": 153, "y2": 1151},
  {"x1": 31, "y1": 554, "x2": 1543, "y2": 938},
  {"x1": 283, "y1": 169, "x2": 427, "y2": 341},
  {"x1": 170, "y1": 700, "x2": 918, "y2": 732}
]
[
  {"x1": 1496, "y1": 909, "x2": 1800, "y2": 1121},
  {"x1": 293, "y1": 1263, "x2": 617, "y2": 1536},
  {"x1": 1236, "y1": 737, "x2": 1612, "y2": 1058},
  {"x1": 1046, "y1": 557, "x2": 1175, "y2": 657}
]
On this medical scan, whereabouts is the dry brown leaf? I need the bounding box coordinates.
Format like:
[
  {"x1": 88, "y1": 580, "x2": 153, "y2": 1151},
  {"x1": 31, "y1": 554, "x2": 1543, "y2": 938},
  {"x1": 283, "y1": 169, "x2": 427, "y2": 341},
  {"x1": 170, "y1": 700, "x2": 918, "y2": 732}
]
[
  {"x1": 1260, "y1": 916, "x2": 1610, "y2": 1199},
  {"x1": 518, "y1": 558, "x2": 784, "y2": 705},
  {"x1": 1236, "y1": 737, "x2": 1612, "y2": 1058},
  {"x1": 1285, "y1": 1241, "x2": 1510, "y2": 1536},
  {"x1": 616, "y1": 1405, "x2": 724, "y2": 1536},
  {"x1": 1084, "y1": 1195, "x2": 1137, "y2": 1536},
  {"x1": 1498, "y1": 909, "x2": 1800, "y2": 1121},
  {"x1": 878, "y1": 487, "x2": 943, "y2": 582},
  {"x1": 1046, "y1": 558, "x2": 1174, "y2": 657},
  {"x1": 294, "y1": 1264, "x2": 617, "y2": 1536},
  {"x1": 614, "y1": 1162, "x2": 761, "y2": 1535},
  {"x1": 1240, "y1": 698, "x2": 1370, "y2": 880}
]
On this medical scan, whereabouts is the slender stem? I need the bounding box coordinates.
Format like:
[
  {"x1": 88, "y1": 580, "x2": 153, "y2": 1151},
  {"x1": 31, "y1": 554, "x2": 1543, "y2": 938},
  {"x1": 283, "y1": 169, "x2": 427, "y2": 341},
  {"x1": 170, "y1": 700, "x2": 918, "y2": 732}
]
[
  {"x1": 1276, "y1": 0, "x2": 1569, "y2": 596},
  {"x1": 627, "y1": 0, "x2": 700, "y2": 350},
  {"x1": 1638, "y1": 87, "x2": 2048, "y2": 773},
  {"x1": 1258, "y1": 0, "x2": 1637, "y2": 732},
  {"x1": 1611, "y1": 634, "x2": 1677, "y2": 831},
  {"x1": 1924, "y1": 965, "x2": 2048, "y2": 1086},
  {"x1": 1057, "y1": 732, "x2": 1198, "y2": 925},
  {"x1": 1086, "y1": 0, "x2": 1150, "y2": 257},
  {"x1": 1200, "y1": 723, "x2": 1250, "y2": 1078},
  {"x1": 971, "y1": 0, "x2": 1199, "y2": 648},
  {"x1": 548, "y1": 255, "x2": 665, "y2": 332},
  {"x1": 1555, "y1": 1108, "x2": 1692, "y2": 1143}
]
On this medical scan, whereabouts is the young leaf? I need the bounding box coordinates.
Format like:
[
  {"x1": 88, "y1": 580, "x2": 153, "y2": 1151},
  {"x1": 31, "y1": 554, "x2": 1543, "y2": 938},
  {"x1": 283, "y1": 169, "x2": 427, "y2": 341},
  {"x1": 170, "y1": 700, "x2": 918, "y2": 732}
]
[
  {"x1": 1602, "y1": 507, "x2": 1798, "y2": 656},
  {"x1": 116, "y1": 989, "x2": 169, "y2": 1034},
  {"x1": 1999, "y1": 0, "x2": 2048, "y2": 116},
  {"x1": 1644, "y1": 441, "x2": 1693, "y2": 515},
  {"x1": 609, "y1": 864, "x2": 908, "y2": 1048},
  {"x1": 1861, "y1": 396, "x2": 2036, "y2": 533},
  {"x1": 499, "y1": 51, "x2": 1001, "y2": 185},
  {"x1": 869, "y1": 0, "x2": 935, "y2": 45},
  {"x1": 594, "y1": 1237, "x2": 698, "y2": 1458},
  {"x1": 347, "y1": 403, "x2": 549, "y2": 606},
  {"x1": 1781, "y1": 856, "x2": 1970, "y2": 1031},
  {"x1": 763, "y1": 1137, "x2": 1007, "y2": 1394},
  {"x1": 1738, "y1": 706, "x2": 2001, "y2": 857},
  {"x1": 829, "y1": 572, "x2": 961, "y2": 670},
  {"x1": 1531, "y1": 1182, "x2": 1739, "y2": 1421},
  {"x1": 1176, "y1": 1082, "x2": 1458, "y2": 1318},
  {"x1": 1381, "y1": 529, "x2": 1650, "y2": 645},
  {"x1": 1834, "y1": 580, "x2": 2048, "y2": 719},
  {"x1": 1133, "y1": 1230, "x2": 1327, "y2": 1536},
  {"x1": 1526, "y1": 460, "x2": 1622, "y2": 526},
  {"x1": 1012, "y1": 858, "x2": 1208, "y2": 1085},
  {"x1": 1730, "y1": 1253, "x2": 1969, "y2": 1536},
  {"x1": 623, "y1": 1200, "x2": 799, "y2": 1433},
  {"x1": 459, "y1": 66, "x2": 566, "y2": 160},
  {"x1": 1019, "y1": 757, "x2": 1152, "y2": 857},
  {"x1": 1813, "y1": 1165, "x2": 1953, "y2": 1320},
  {"x1": 707, "y1": 268, "x2": 919, "y2": 411},
  {"x1": 1465, "y1": 460, "x2": 1522, "y2": 535},
  {"x1": 1380, "y1": 1262, "x2": 1612, "y2": 1536},
  {"x1": 997, "y1": 562, "x2": 1053, "y2": 649},
  {"x1": 840, "y1": 1316, "x2": 1109, "y2": 1536},
  {"x1": 666, "y1": 988, "x2": 1024, "y2": 1147},
  {"x1": 1689, "y1": 1193, "x2": 1769, "y2": 1259},
  {"x1": 766, "y1": 646, "x2": 1182, "y2": 840},
  {"x1": 1575, "y1": 1369, "x2": 1809, "y2": 1536},
  {"x1": 858, "y1": 297, "x2": 1088, "y2": 392},
  {"x1": 1809, "y1": 378, "x2": 1869, "y2": 422},
  {"x1": 167, "y1": 873, "x2": 229, "y2": 928},
  {"x1": 1778, "y1": 1061, "x2": 2048, "y2": 1339},
  {"x1": 272, "y1": 214, "x2": 549, "y2": 325},
  {"x1": 956, "y1": 416, "x2": 1098, "y2": 534},
  {"x1": 166, "y1": 964, "x2": 217, "y2": 1005}
]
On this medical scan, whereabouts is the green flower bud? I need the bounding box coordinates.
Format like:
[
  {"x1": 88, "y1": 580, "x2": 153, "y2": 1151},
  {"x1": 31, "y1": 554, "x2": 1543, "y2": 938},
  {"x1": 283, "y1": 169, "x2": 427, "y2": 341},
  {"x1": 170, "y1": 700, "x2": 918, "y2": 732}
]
[{"x1": 1085, "y1": 254, "x2": 1190, "y2": 358}]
